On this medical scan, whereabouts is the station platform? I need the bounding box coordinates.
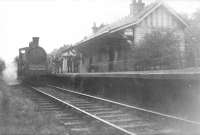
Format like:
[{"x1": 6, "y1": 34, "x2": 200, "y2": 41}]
[{"x1": 53, "y1": 68, "x2": 200, "y2": 79}]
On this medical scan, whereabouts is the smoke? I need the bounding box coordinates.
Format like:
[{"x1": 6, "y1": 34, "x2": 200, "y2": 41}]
[{"x1": 2, "y1": 61, "x2": 20, "y2": 85}]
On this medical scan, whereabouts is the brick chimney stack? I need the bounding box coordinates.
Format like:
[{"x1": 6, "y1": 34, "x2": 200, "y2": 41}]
[{"x1": 130, "y1": 0, "x2": 145, "y2": 16}]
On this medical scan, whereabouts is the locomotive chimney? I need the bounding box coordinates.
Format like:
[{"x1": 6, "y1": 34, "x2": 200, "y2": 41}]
[{"x1": 32, "y1": 37, "x2": 39, "y2": 47}]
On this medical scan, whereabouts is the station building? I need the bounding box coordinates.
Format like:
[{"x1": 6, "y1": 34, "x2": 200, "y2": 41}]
[{"x1": 63, "y1": 0, "x2": 188, "y2": 73}]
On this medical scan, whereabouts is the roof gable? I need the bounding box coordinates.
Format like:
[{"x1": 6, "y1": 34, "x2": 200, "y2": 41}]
[
  {"x1": 144, "y1": 2, "x2": 187, "y2": 25},
  {"x1": 114, "y1": 1, "x2": 188, "y2": 32}
]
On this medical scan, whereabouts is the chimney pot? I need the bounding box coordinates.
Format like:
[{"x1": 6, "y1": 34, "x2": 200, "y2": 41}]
[{"x1": 92, "y1": 22, "x2": 98, "y2": 33}]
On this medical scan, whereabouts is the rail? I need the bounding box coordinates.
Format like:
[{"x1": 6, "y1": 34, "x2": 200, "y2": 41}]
[
  {"x1": 48, "y1": 84, "x2": 200, "y2": 126},
  {"x1": 31, "y1": 86, "x2": 136, "y2": 135}
]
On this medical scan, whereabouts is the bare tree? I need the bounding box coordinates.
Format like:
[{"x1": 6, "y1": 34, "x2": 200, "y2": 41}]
[{"x1": 0, "y1": 58, "x2": 5, "y2": 75}]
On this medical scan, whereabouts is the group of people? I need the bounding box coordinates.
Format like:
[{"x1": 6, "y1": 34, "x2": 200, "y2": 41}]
[{"x1": 66, "y1": 55, "x2": 80, "y2": 73}]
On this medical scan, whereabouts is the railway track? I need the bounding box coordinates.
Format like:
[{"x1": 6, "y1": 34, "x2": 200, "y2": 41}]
[
  {"x1": 23, "y1": 86, "x2": 114, "y2": 135},
  {"x1": 26, "y1": 84, "x2": 200, "y2": 135}
]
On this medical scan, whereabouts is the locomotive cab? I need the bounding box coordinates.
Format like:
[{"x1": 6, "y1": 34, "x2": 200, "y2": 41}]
[{"x1": 18, "y1": 47, "x2": 28, "y2": 79}]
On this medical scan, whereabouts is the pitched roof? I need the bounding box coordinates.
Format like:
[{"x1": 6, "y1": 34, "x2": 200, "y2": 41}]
[{"x1": 75, "y1": 1, "x2": 188, "y2": 46}]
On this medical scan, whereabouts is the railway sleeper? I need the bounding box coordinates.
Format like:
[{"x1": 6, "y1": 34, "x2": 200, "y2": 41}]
[
  {"x1": 99, "y1": 114, "x2": 135, "y2": 121},
  {"x1": 111, "y1": 119, "x2": 149, "y2": 126},
  {"x1": 31, "y1": 99, "x2": 50, "y2": 102},
  {"x1": 56, "y1": 113, "x2": 75, "y2": 118},
  {"x1": 75, "y1": 105, "x2": 108, "y2": 109},
  {"x1": 92, "y1": 110, "x2": 123, "y2": 116},
  {"x1": 84, "y1": 108, "x2": 113, "y2": 112},
  {"x1": 36, "y1": 102, "x2": 54, "y2": 104},
  {"x1": 126, "y1": 125, "x2": 178, "y2": 135},
  {"x1": 69, "y1": 127, "x2": 93, "y2": 135},
  {"x1": 98, "y1": 113, "x2": 131, "y2": 118},
  {"x1": 70, "y1": 101, "x2": 92, "y2": 104},
  {"x1": 67, "y1": 99, "x2": 88, "y2": 102},
  {"x1": 39, "y1": 107, "x2": 61, "y2": 111},
  {"x1": 38, "y1": 104, "x2": 59, "y2": 108},
  {"x1": 118, "y1": 122, "x2": 154, "y2": 129},
  {"x1": 58, "y1": 117, "x2": 80, "y2": 122},
  {"x1": 64, "y1": 121, "x2": 85, "y2": 126},
  {"x1": 108, "y1": 117, "x2": 142, "y2": 123},
  {"x1": 137, "y1": 128, "x2": 182, "y2": 135}
]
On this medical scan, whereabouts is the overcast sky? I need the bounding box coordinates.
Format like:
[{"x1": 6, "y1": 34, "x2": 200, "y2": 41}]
[{"x1": 0, "y1": 0, "x2": 200, "y2": 62}]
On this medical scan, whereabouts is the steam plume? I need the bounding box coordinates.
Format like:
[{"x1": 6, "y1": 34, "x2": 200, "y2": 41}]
[{"x1": 3, "y1": 61, "x2": 19, "y2": 85}]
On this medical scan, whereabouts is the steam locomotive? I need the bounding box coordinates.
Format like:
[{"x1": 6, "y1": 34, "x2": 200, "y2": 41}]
[{"x1": 17, "y1": 37, "x2": 48, "y2": 80}]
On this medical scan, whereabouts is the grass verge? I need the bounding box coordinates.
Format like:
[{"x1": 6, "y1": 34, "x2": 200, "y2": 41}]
[{"x1": 0, "y1": 79, "x2": 67, "y2": 135}]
